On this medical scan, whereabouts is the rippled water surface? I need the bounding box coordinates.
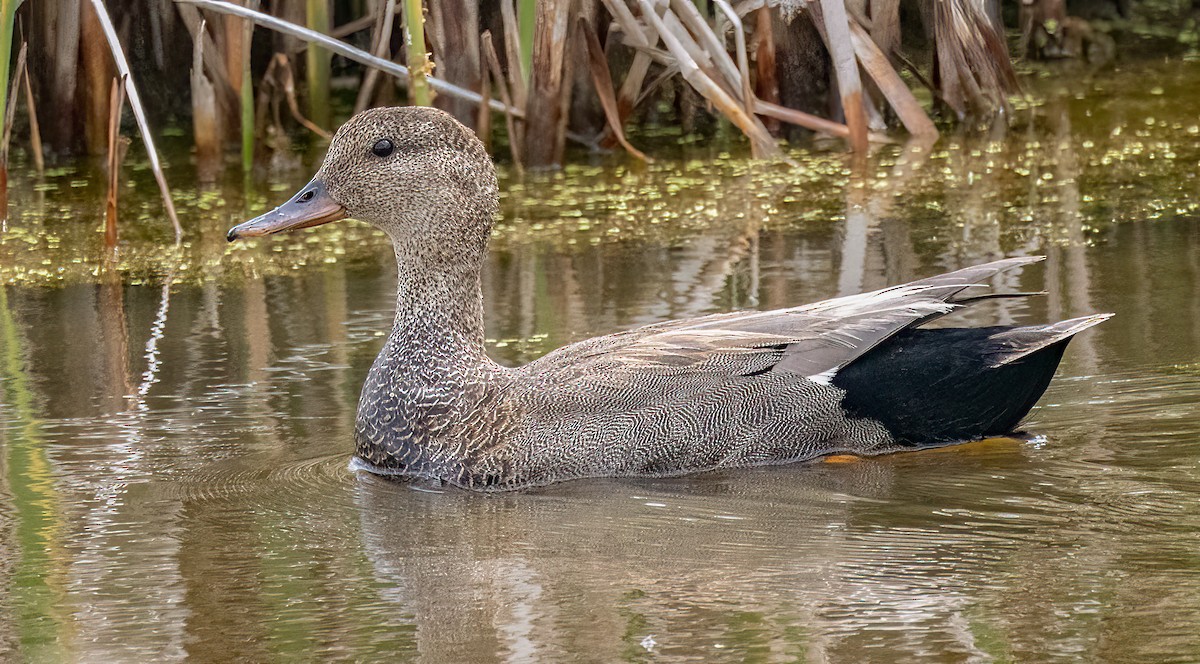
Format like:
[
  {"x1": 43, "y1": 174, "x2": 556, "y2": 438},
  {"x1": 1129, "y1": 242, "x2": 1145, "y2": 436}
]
[{"x1": 2, "y1": 61, "x2": 1200, "y2": 662}]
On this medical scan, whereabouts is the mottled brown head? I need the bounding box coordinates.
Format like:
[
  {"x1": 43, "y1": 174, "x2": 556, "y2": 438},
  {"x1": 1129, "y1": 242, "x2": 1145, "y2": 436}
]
[{"x1": 228, "y1": 106, "x2": 499, "y2": 258}]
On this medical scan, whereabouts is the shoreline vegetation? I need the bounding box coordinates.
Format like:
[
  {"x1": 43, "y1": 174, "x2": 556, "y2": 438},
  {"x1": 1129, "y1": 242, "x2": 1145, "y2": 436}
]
[{"x1": 0, "y1": 0, "x2": 1194, "y2": 241}]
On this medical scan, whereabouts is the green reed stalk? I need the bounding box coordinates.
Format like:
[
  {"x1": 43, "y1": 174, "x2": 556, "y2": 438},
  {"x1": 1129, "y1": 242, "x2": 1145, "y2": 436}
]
[
  {"x1": 518, "y1": 0, "x2": 535, "y2": 79},
  {"x1": 0, "y1": 0, "x2": 15, "y2": 121},
  {"x1": 402, "y1": 0, "x2": 431, "y2": 105},
  {"x1": 241, "y1": 6, "x2": 254, "y2": 173},
  {"x1": 0, "y1": 0, "x2": 20, "y2": 214},
  {"x1": 306, "y1": 0, "x2": 331, "y2": 128}
]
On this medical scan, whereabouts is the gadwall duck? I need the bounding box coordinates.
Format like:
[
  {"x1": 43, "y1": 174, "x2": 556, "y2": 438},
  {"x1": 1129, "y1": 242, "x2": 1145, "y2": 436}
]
[{"x1": 228, "y1": 107, "x2": 1111, "y2": 491}]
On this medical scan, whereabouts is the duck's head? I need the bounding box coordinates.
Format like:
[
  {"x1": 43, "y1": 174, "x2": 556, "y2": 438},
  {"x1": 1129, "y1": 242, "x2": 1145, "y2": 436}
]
[{"x1": 227, "y1": 106, "x2": 499, "y2": 254}]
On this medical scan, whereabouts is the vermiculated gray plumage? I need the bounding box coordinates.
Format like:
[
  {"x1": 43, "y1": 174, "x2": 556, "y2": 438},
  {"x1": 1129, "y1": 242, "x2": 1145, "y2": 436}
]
[{"x1": 228, "y1": 107, "x2": 1111, "y2": 492}]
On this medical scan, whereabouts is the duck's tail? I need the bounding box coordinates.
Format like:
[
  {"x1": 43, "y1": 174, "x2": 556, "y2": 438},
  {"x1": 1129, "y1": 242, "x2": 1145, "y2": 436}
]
[{"x1": 831, "y1": 314, "x2": 1111, "y2": 447}]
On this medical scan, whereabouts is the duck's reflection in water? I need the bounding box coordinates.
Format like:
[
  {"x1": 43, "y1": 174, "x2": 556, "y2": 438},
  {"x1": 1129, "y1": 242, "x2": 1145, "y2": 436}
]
[{"x1": 354, "y1": 448, "x2": 1040, "y2": 662}]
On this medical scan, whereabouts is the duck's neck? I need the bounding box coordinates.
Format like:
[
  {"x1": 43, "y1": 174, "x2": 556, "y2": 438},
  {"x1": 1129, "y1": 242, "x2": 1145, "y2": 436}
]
[
  {"x1": 355, "y1": 228, "x2": 495, "y2": 475},
  {"x1": 387, "y1": 229, "x2": 489, "y2": 364}
]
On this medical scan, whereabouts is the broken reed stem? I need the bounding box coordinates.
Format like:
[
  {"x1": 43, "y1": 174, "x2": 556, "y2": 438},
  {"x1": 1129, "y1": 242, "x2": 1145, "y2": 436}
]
[
  {"x1": 191, "y1": 18, "x2": 222, "y2": 182},
  {"x1": 82, "y1": 1, "x2": 115, "y2": 155},
  {"x1": 481, "y1": 30, "x2": 524, "y2": 173},
  {"x1": 90, "y1": 0, "x2": 182, "y2": 242},
  {"x1": 176, "y1": 0, "x2": 519, "y2": 116},
  {"x1": 522, "y1": 0, "x2": 572, "y2": 168},
  {"x1": 271, "y1": 53, "x2": 332, "y2": 139},
  {"x1": 176, "y1": 5, "x2": 238, "y2": 108},
  {"x1": 105, "y1": 76, "x2": 129, "y2": 249}
]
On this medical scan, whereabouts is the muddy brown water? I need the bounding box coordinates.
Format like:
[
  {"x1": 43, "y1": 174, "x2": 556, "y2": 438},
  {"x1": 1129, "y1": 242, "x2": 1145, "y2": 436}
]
[{"x1": 2, "y1": 61, "x2": 1199, "y2": 661}]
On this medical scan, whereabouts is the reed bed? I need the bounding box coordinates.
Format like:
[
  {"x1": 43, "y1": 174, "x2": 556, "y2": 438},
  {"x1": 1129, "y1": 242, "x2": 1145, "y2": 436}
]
[{"x1": 0, "y1": 0, "x2": 1142, "y2": 238}]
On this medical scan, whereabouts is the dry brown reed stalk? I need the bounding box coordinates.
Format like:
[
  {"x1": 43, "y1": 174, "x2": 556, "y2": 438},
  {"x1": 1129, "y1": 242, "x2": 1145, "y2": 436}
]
[
  {"x1": 216, "y1": 1, "x2": 258, "y2": 173},
  {"x1": 428, "y1": 0, "x2": 480, "y2": 123},
  {"x1": 477, "y1": 40, "x2": 492, "y2": 149},
  {"x1": 869, "y1": 0, "x2": 902, "y2": 61},
  {"x1": 20, "y1": 49, "x2": 44, "y2": 175},
  {"x1": 636, "y1": 0, "x2": 780, "y2": 158},
  {"x1": 578, "y1": 17, "x2": 649, "y2": 163},
  {"x1": 596, "y1": 0, "x2": 657, "y2": 147},
  {"x1": 813, "y1": 0, "x2": 868, "y2": 153},
  {"x1": 331, "y1": 13, "x2": 376, "y2": 39},
  {"x1": 933, "y1": 0, "x2": 1017, "y2": 118},
  {"x1": 847, "y1": 19, "x2": 936, "y2": 139},
  {"x1": 672, "y1": 0, "x2": 741, "y2": 88},
  {"x1": 753, "y1": 99, "x2": 851, "y2": 138},
  {"x1": 607, "y1": 0, "x2": 850, "y2": 147},
  {"x1": 712, "y1": 1, "x2": 754, "y2": 115},
  {"x1": 81, "y1": 1, "x2": 114, "y2": 155},
  {"x1": 35, "y1": 0, "x2": 82, "y2": 151},
  {"x1": 481, "y1": 30, "x2": 524, "y2": 173},
  {"x1": 267, "y1": 53, "x2": 332, "y2": 140},
  {"x1": 223, "y1": 10, "x2": 246, "y2": 100},
  {"x1": 738, "y1": 0, "x2": 934, "y2": 142},
  {"x1": 754, "y1": 6, "x2": 780, "y2": 134},
  {"x1": 90, "y1": 0, "x2": 183, "y2": 242},
  {"x1": 192, "y1": 18, "x2": 223, "y2": 182},
  {"x1": 105, "y1": 77, "x2": 130, "y2": 250},
  {"x1": 354, "y1": 0, "x2": 397, "y2": 114},
  {"x1": 500, "y1": 0, "x2": 528, "y2": 109},
  {"x1": 177, "y1": 0, "x2": 522, "y2": 117}
]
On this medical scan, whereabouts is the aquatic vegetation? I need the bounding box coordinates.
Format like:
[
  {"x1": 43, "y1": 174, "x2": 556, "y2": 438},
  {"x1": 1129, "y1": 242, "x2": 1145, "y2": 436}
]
[{"x1": 0, "y1": 58, "x2": 1198, "y2": 287}]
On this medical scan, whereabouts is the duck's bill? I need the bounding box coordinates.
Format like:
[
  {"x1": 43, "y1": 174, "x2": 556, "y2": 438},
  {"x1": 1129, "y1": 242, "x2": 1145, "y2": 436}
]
[{"x1": 226, "y1": 178, "x2": 347, "y2": 242}]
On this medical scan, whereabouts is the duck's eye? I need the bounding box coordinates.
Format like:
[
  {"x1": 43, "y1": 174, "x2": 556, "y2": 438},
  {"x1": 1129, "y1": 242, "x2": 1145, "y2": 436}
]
[{"x1": 372, "y1": 139, "x2": 394, "y2": 158}]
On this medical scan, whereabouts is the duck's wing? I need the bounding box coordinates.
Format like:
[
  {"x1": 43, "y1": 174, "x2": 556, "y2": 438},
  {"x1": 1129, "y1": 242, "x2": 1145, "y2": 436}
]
[{"x1": 525, "y1": 256, "x2": 1044, "y2": 383}]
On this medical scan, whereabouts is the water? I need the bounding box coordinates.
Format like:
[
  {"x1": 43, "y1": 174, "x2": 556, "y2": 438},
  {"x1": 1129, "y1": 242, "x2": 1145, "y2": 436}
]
[{"x1": 2, "y1": 61, "x2": 1199, "y2": 661}]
